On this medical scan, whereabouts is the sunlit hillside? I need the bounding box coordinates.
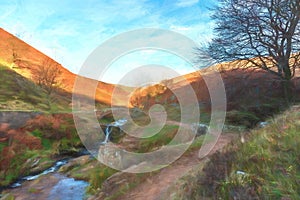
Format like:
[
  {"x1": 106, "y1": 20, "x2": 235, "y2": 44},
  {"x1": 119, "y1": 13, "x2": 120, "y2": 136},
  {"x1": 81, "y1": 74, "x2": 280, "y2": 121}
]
[{"x1": 0, "y1": 28, "x2": 131, "y2": 107}]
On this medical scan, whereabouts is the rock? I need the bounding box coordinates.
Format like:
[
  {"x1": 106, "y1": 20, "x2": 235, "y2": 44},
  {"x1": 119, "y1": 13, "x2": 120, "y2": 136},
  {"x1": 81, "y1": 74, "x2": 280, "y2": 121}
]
[
  {"x1": 23, "y1": 157, "x2": 41, "y2": 169},
  {"x1": 191, "y1": 123, "x2": 209, "y2": 136},
  {"x1": 29, "y1": 160, "x2": 54, "y2": 174},
  {"x1": 59, "y1": 155, "x2": 91, "y2": 173},
  {"x1": 258, "y1": 121, "x2": 269, "y2": 128},
  {"x1": 98, "y1": 144, "x2": 123, "y2": 169},
  {"x1": 100, "y1": 125, "x2": 125, "y2": 143}
]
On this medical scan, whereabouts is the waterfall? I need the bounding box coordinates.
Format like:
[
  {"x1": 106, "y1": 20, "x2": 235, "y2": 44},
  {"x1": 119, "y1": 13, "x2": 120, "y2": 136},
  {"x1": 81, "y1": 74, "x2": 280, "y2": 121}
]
[
  {"x1": 101, "y1": 125, "x2": 112, "y2": 144},
  {"x1": 100, "y1": 118, "x2": 127, "y2": 145}
]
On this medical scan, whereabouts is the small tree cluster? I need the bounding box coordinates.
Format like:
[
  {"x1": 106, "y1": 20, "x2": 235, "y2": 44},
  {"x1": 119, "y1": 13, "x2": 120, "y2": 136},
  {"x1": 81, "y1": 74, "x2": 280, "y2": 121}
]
[{"x1": 35, "y1": 58, "x2": 62, "y2": 95}]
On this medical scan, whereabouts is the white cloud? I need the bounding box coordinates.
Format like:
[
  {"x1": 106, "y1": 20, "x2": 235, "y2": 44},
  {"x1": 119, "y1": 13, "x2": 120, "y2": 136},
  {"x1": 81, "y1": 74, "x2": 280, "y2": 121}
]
[
  {"x1": 175, "y1": 0, "x2": 199, "y2": 7},
  {"x1": 0, "y1": 0, "x2": 215, "y2": 83},
  {"x1": 170, "y1": 25, "x2": 191, "y2": 31}
]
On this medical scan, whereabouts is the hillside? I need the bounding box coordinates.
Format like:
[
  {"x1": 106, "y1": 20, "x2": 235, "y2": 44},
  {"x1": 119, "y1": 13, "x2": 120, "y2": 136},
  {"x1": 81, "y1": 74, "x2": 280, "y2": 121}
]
[
  {"x1": 0, "y1": 27, "x2": 299, "y2": 200},
  {"x1": 130, "y1": 63, "x2": 300, "y2": 109},
  {"x1": 0, "y1": 64, "x2": 70, "y2": 111},
  {"x1": 0, "y1": 28, "x2": 130, "y2": 107},
  {"x1": 2, "y1": 27, "x2": 299, "y2": 111},
  {"x1": 172, "y1": 105, "x2": 300, "y2": 199},
  {"x1": 129, "y1": 62, "x2": 300, "y2": 127}
]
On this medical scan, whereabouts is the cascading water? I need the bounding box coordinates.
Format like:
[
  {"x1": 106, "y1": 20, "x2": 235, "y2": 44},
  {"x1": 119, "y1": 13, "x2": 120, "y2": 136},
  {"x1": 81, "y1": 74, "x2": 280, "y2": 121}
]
[
  {"x1": 10, "y1": 159, "x2": 69, "y2": 188},
  {"x1": 5, "y1": 158, "x2": 90, "y2": 200},
  {"x1": 100, "y1": 118, "x2": 127, "y2": 144}
]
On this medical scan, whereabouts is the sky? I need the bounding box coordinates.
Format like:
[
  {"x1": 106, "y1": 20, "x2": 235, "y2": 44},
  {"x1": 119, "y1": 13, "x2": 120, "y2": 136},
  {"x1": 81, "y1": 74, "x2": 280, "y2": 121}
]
[{"x1": 0, "y1": 0, "x2": 216, "y2": 85}]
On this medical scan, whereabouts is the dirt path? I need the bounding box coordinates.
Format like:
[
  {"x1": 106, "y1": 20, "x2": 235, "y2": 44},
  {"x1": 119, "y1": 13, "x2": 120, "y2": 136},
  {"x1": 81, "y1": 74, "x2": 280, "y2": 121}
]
[{"x1": 115, "y1": 133, "x2": 237, "y2": 200}]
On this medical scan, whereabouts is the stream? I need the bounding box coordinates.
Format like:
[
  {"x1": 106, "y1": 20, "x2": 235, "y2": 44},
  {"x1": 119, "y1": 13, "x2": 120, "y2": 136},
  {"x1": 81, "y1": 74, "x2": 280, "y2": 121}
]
[
  {"x1": 10, "y1": 159, "x2": 69, "y2": 188},
  {"x1": 1, "y1": 119, "x2": 128, "y2": 199},
  {"x1": 0, "y1": 119, "x2": 127, "y2": 200},
  {"x1": 101, "y1": 118, "x2": 127, "y2": 144},
  {"x1": 3, "y1": 157, "x2": 90, "y2": 200}
]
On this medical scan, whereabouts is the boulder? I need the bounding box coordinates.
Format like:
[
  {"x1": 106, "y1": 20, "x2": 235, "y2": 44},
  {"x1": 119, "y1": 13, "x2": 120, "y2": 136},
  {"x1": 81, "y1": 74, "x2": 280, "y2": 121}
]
[
  {"x1": 59, "y1": 155, "x2": 91, "y2": 173},
  {"x1": 191, "y1": 123, "x2": 209, "y2": 136}
]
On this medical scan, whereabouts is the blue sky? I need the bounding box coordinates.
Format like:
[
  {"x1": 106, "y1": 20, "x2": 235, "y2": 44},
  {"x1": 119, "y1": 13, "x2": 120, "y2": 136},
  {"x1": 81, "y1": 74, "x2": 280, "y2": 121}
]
[{"x1": 0, "y1": 0, "x2": 216, "y2": 84}]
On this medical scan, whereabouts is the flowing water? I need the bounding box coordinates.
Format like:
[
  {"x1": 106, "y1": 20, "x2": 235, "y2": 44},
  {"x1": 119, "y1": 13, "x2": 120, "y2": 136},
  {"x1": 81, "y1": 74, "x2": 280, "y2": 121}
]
[
  {"x1": 2, "y1": 119, "x2": 127, "y2": 199},
  {"x1": 100, "y1": 118, "x2": 127, "y2": 144},
  {"x1": 5, "y1": 158, "x2": 89, "y2": 200},
  {"x1": 47, "y1": 174, "x2": 89, "y2": 200},
  {"x1": 10, "y1": 159, "x2": 69, "y2": 188}
]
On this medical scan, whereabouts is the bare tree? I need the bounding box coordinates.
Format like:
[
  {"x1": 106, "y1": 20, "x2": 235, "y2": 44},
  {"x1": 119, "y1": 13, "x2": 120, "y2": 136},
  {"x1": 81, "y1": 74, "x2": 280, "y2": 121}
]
[
  {"x1": 36, "y1": 58, "x2": 62, "y2": 95},
  {"x1": 199, "y1": 0, "x2": 300, "y2": 102}
]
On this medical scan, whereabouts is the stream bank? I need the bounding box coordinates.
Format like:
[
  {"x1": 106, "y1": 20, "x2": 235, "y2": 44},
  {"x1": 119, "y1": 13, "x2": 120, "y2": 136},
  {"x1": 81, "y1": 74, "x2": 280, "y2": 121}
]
[{"x1": 1, "y1": 153, "x2": 92, "y2": 200}]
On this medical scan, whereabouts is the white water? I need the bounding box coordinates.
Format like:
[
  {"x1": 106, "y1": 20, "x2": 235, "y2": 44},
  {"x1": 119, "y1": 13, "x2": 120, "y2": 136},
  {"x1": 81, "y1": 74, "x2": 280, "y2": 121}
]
[
  {"x1": 8, "y1": 159, "x2": 89, "y2": 200},
  {"x1": 100, "y1": 118, "x2": 127, "y2": 144},
  {"x1": 10, "y1": 159, "x2": 68, "y2": 188},
  {"x1": 47, "y1": 175, "x2": 89, "y2": 200}
]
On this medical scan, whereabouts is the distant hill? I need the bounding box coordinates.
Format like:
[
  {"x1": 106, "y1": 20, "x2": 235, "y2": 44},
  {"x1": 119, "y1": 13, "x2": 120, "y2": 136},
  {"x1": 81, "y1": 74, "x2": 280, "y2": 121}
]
[
  {"x1": 0, "y1": 28, "x2": 131, "y2": 108},
  {"x1": 1, "y1": 27, "x2": 299, "y2": 113},
  {"x1": 129, "y1": 60, "x2": 300, "y2": 119}
]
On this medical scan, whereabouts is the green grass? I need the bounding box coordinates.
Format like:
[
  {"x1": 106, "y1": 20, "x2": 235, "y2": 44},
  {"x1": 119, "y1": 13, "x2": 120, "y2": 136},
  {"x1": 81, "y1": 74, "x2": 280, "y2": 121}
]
[
  {"x1": 86, "y1": 165, "x2": 117, "y2": 194},
  {"x1": 0, "y1": 113, "x2": 83, "y2": 187},
  {"x1": 0, "y1": 64, "x2": 71, "y2": 112},
  {"x1": 31, "y1": 129, "x2": 50, "y2": 150},
  {"x1": 0, "y1": 142, "x2": 7, "y2": 152},
  {"x1": 0, "y1": 148, "x2": 53, "y2": 186},
  {"x1": 137, "y1": 125, "x2": 179, "y2": 153},
  {"x1": 187, "y1": 105, "x2": 300, "y2": 200},
  {"x1": 64, "y1": 159, "x2": 118, "y2": 195}
]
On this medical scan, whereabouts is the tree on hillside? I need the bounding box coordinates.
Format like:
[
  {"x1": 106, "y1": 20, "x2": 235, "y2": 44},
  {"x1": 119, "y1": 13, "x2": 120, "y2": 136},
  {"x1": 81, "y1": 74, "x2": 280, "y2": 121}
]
[
  {"x1": 35, "y1": 58, "x2": 62, "y2": 95},
  {"x1": 199, "y1": 0, "x2": 300, "y2": 102}
]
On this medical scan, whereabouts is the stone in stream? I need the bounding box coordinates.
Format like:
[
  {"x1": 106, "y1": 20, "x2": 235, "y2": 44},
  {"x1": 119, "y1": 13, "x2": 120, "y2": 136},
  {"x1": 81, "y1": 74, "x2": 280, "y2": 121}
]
[
  {"x1": 99, "y1": 118, "x2": 127, "y2": 144},
  {"x1": 59, "y1": 155, "x2": 91, "y2": 173},
  {"x1": 191, "y1": 123, "x2": 209, "y2": 136}
]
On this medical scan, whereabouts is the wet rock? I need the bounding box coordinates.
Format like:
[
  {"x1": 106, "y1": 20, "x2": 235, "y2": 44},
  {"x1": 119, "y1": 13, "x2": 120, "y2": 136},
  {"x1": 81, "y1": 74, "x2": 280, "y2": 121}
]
[
  {"x1": 18, "y1": 157, "x2": 55, "y2": 176},
  {"x1": 100, "y1": 125, "x2": 125, "y2": 143},
  {"x1": 191, "y1": 123, "x2": 209, "y2": 136},
  {"x1": 59, "y1": 155, "x2": 91, "y2": 173},
  {"x1": 98, "y1": 144, "x2": 123, "y2": 169},
  {"x1": 29, "y1": 160, "x2": 55, "y2": 174},
  {"x1": 258, "y1": 121, "x2": 269, "y2": 128}
]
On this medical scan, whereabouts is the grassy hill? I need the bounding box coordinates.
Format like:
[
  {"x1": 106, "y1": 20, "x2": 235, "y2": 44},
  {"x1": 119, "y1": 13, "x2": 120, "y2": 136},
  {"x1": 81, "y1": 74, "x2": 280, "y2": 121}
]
[
  {"x1": 171, "y1": 105, "x2": 300, "y2": 199},
  {"x1": 129, "y1": 63, "x2": 300, "y2": 128},
  {"x1": 0, "y1": 28, "x2": 131, "y2": 107},
  {"x1": 0, "y1": 63, "x2": 71, "y2": 112}
]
